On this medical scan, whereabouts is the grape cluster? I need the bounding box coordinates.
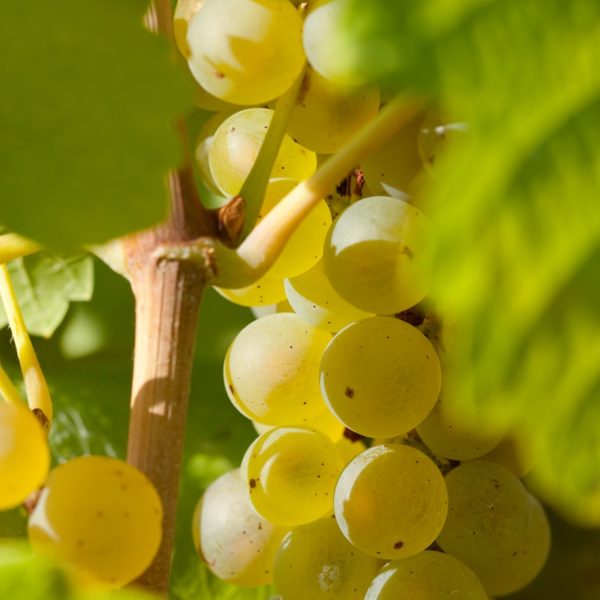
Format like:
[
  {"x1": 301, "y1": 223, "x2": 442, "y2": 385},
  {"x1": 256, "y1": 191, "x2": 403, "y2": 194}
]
[{"x1": 182, "y1": 1, "x2": 551, "y2": 598}]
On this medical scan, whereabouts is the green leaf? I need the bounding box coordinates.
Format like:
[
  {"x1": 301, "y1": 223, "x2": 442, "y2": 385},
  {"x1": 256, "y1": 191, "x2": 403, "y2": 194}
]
[
  {"x1": 0, "y1": 253, "x2": 94, "y2": 338},
  {"x1": 341, "y1": 0, "x2": 600, "y2": 521},
  {"x1": 0, "y1": 1, "x2": 191, "y2": 249}
]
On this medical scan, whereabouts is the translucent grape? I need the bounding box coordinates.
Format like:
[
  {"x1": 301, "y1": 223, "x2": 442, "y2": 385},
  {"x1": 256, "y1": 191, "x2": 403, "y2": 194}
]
[
  {"x1": 242, "y1": 427, "x2": 344, "y2": 526},
  {"x1": 274, "y1": 516, "x2": 382, "y2": 599},
  {"x1": 209, "y1": 108, "x2": 317, "y2": 196},
  {"x1": 173, "y1": 0, "x2": 204, "y2": 59},
  {"x1": 216, "y1": 274, "x2": 286, "y2": 307},
  {"x1": 323, "y1": 196, "x2": 431, "y2": 314},
  {"x1": 192, "y1": 469, "x2": 287, "y2": 586},
  {"x1": 224, "y1": 313, "x2": 331, "y2": 425},
  {"x1": 320, "y1": 317, "x2": 441, "y2": 438},
  {"x1": 418, "y1": 113, "x2": 468, "y2": 171},
  {"x1": 187, "y1": 0, "x2": 305, "y2": 105},
  {"x1": 0, "y1": 402, "x2": 49, "y2": 510},
  {"x1": 467, "y1": 494, "x2": 550, "y2": 596},
  {"x1": 253, "y1": 409, "x2": 345, "y2": 442},
  {"x1": 28, "y1": 456, "x2": 162, "y2": 588},
  {"x1": 437, "y1": 460, "x2": 533, "y2": 563},
  {"x1": 286, "y1": 68, "x2": 379, "y2": 154},
  {"x1": 259, "y1": 179, "x2": 331, "y2": 279},
  {"x1": 417, "y1": 397, "x2": 505, "y2": 461},
  {"x1": 334, "y1": 444, "x2": 448, "y2": 559},
  {"x1": 361, "y1": 116, "x2": 422, "y2": 198},
  {"x1": 365, "y1": 551, "x2": 488, "y2": 600},
  {"x1": 285, "y1": 259, "x2": 372, "y2": 332}
]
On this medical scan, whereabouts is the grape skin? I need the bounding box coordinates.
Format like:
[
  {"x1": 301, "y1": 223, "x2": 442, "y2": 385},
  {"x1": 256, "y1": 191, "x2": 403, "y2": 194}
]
[
  {"x1": 192, "y1": 469, "x2": 287, "y2": 586},
  {"x1": 242, "y1": 427, "x2": 344, "y2": 526},
  {"x1": 216, "y1": 274, "x2": 286, "y2": 307},
  {"x1": 334, "y1": 444, "x2": 448, "y2": 559},
  {"x1": 320, "y1": 316, "x2": 441, "y2": 438},
  {"x1": 0, "y1": 402, "x2": 49, "y2": 510},
  {"x1": 28, "y1": 456, "x2": 162, "y2": 589},
  {"x1": 274, "y1": 516, "x2": 382, "y2": 599},
  {"x1": 253, "y1": 408, "x2": 345, "y2": 442}
]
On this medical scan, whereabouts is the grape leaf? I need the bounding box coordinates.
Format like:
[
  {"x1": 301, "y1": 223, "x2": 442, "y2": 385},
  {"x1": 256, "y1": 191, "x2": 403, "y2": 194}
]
[
  {"x1": 0, "y1": 254, "x2": 94, "y2": 338},
  {"x1": 340, "y1": 0, "x2": 600, "y2": 521},
  {"x1": 0, "y1": 0, "x2": 191, "y2": 249}
]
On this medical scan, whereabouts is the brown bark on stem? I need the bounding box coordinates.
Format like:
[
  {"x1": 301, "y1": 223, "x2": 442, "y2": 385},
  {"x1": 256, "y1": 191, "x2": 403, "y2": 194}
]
[{"x1": 124, "y1": 165, "x2": 217, "y2": 595}]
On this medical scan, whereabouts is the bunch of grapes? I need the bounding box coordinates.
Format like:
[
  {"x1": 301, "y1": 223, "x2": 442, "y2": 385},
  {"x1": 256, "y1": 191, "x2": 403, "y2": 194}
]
[{"x1": 181, "y1": 0, "x2": 552, "y2": 598}]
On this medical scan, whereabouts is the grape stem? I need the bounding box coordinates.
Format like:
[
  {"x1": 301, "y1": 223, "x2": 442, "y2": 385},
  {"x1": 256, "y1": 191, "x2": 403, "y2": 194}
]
[
  {"x1": 157, "y1": 96, "x2": 422, "y2": 286},
  {"x1": 0, "y1": 265, "x2": 53, "y2": 423},
  {"x1": 0, "y1": 234, "x2": 41, "y2": 265},
  {"x1": 0, "y1": 362, "x2": 24, "y2": 406}
]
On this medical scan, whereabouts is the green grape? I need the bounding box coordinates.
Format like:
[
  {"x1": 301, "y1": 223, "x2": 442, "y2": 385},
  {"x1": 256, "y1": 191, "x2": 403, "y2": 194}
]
[
  {"x1": 258, "y1": 179, "x2": 331, "y2": 279},
  {"x1": 437, "y1": 460, "x2": 533, "y2": 564},
  {"x1": 28, "y1": 456, "x2": 162, "y2": 589},
  {"x1": 0, "y1": 402, "x2": 49, "y2": 511},
  {"x1": 418, "y1": 112, "x2": 468, "y2": 171},
  {"x1": 467, "y1": 494, "x2": 550, "y2": 596},
  {"x1": 274, "y1": 516, "x2": 382, "y2": 599},
  {"x1": 334, "y1": 444, "x2": 448, "y2": 559},
  {"x1": 417, "y1": 396, "x2": 505, "y2": 461},
  {"x1": 187, "y1": 0, "x2": 305, "y2": 105},
  {"x1": 224, "y1": 313, "x2": 331, "y2": 425},
  {"x1": 365, "y1": 551, "x2": 488, "y2": 600},
  {"x1": 192, "y1": 469, "x2": 287, "y2": 586},
  {"x1": 285, "y1": 259, "x2": 372, "y2": 332},
  {"x1": 173, "y1": 0, "x2": 204, "y2": 59},
  {"x1": 216, "y1": 274, "x2": 286, "y2": 307},
  {"x1": 241, "y1": 427, "x2": 344, "y2": 526},
  {"x1": 286, "y1": 68, "x2": 379, "y2": 154},
  {"x1": 303, "y1": 0, "x2": 362, "y2": 86},
  {"x1": 253, "y1": 409, "x2": 345, "y2": 442},
  {"x1": 360, "y1": 116, "x2": 422, "y2": 198},
  {"x1": 320, "y1": 317, "x2": 441, "y2": 438},
  {"x1": 480, "y1": 435, "x2": 536, "y2": 478},
  {"x1": 323, "y1": 196, "x2": 431, "y2": 314},
  {"x1": 209, "y1": 108, "x2": 316, "y2": 197}
]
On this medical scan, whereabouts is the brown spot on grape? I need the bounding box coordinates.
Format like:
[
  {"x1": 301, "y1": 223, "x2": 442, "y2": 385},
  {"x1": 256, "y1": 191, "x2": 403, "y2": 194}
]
[
  {"x1": 345, "y1": 387, "x2": 355, "y2": 398},
  {"x1": 249, "y1": 478, "x2": 257, "y2": 489},
  {"x1": 394, "y1": 540, "x2": 404, "y2": 549}
]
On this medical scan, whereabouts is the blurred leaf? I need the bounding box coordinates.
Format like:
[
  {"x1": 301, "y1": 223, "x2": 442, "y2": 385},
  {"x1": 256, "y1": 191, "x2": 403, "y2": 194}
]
[
  {"x1": 0, "y1": 253, "x2": 93, "y2": 338},
  {"x1": 0, "y1": 0, "x2": 191, "y2": 249},
  {"x1": 341, "y1": 0, "x2": 600, "y2": 520}
]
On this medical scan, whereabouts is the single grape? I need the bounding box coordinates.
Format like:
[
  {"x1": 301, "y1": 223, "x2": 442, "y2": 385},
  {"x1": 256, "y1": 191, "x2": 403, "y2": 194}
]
[
  {"x1": 334, "y1": 444, "x2": 448, "y2": 559},
  {"x1": 274, "y1": 515, "x2": 382, "y2": 599},
  {"x1": 209, "y1": 108, "x2": 316, "y2": 196},
  {"x1": 417, "y1": 396, "x2": 505, "y2": 461},
  {"x1": 0, "y1": 402, "x2": 49, "y2": 511},
  {"x1": 28, "y1": 456, "x2": 162, "y2": 589},
  {"x1": 224, "y1": 313, "x2": 331, "y2": 425},
  {"x1": 365, "y1": 550, "x2": 488, "y2": 600},
  {"x1": 437, "y1": 460, "x2": 533, "y2": 564},
  {"x1": 241, "y1": 427, "x2": 344, "y2": 526},
  {"x1": 323, "y1": 196, "x2": 431, "y2": 314},
  {"x1": 320, "y1": 317, "x2": 441, "y2": 438},
  {"x1": 467, "y1": 494, "x2": 550, "y2": 596},
  {"x1": 173, "y1": 0, "x2": 204, "y2": 59},
  {"x1": 418, "y1": 112, "x2": 468, "y2": 171},
  {"x1": 192, "y1": 469, "x2": 287, "y2": 586},
  {"x1": 187, "y1": 0, "x2": 305, "y2": 105},
  {"x1": 253, "y1": 409, "x2": 345, "y2": 442},
  {"x1": 360, "y1": 116, "x2": 422, "y2": 199},
  {"x1": 286, "y1": 68, "x2": 379, "y2": 154},
  {"x1": 285, "y1": 259, "x2": 372, "y2": 332},
  {"x1": 258, "y1": 179, "x2": 331, "y2": 279},
  {"x1": 216, "y1": 274, "x2": 286, "y2": 307}
]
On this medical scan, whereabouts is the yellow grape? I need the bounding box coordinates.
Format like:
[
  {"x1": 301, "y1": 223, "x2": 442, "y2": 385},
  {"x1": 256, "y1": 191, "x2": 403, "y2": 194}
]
[
  {"x1": 253, "y1": 409, "x2": 345, "y2": 442},
  {"x1": 241, "y1": 427, "x2": 344, "y2": 526},
  {"x1": 323, "y1": 196, "x2": 431, "y2": 314},
  {"x1": 215, "y1": 274, "x2": 286, "y2": 307},
  {"x1": 28, "y1": 456, "x2": 162, "y2": 589},
  {"x1": 173, "y1": 0, "x2": 204, "y2": 59},
  {"x1": 209, "y1": 108, "x2": 316, "y2": 196},
  {"x1": 360, "y1": 115, "x2": 422, "y2": 198},
  {"x1": 224, "y1": 313, "x2": 331, "y2": 425},
  {"x1": 286, "y1": 68, "x2": 379, "y2": 154},
  {"x1": 285, "y1": 259, "x2": 373, "y2": 332},
  {"x1": 437, "y1": 460, "x2": 533, "y2": 563},
  {"x1": 365, "y1": 551, "x2": 488, "y2": 600},
  {"x1": 334, "y1": 444, "x2": 448, "y2": 559},
  {"x1": 0, "y1": 402, "x2": 49, "y2": 510},
  {"x1": 320, "y1": 317, "x2": 441, "y2": 438},
  {"x1": 468, "y1": 494, "x2": 550, "y2": 596},
  {"x1": 192, "y1": 469, "x2": 287, "y2": 586},
  {"x1": 258, "y1": 179, "x2": 331, "y2": 279},
  {"x1": 187, "y1": 0, "x2": 305, "y2": 105},
  {"x1": 274, "y1": 516, "x2": 382, "y2": 599}
]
